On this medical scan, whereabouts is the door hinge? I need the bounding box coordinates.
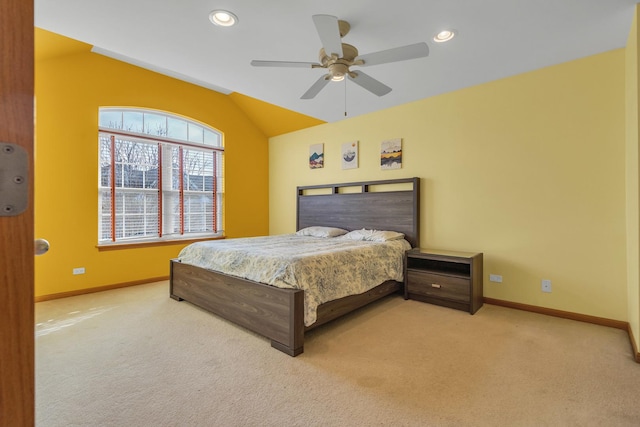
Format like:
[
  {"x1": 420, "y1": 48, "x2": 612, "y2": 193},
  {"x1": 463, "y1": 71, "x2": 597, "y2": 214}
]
[{"x1": 0, "y1": 143, "x2": 28, "y2": 216}]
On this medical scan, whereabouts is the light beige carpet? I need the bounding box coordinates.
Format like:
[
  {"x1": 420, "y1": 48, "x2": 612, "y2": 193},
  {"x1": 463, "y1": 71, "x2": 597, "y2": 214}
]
[{"x1": 36, "y1": 281, "x2": 640, "y2": 426}]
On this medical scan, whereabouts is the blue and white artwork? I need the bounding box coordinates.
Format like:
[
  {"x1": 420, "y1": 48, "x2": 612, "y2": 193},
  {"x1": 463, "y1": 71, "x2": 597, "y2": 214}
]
[{"x1": 341, "y1": 141, "x2": 358, "y2": 170}]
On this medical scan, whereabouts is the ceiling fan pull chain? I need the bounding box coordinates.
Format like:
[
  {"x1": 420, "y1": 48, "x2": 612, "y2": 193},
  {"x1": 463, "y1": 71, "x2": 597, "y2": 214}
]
[{"x1": 344, "y1": 78, "x2": 348, "y2": 117}]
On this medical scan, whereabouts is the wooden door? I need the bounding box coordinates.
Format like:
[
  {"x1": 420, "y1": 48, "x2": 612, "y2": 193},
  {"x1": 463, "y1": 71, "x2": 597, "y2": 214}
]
[{"x1": 0, "y1": 0, "x2": 35, "y2": 425}]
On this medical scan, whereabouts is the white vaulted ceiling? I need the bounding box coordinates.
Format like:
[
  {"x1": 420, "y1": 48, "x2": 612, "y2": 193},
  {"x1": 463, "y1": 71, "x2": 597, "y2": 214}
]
[{"x1": 35, "y1": 0, "x2": 639, "y2": 123}]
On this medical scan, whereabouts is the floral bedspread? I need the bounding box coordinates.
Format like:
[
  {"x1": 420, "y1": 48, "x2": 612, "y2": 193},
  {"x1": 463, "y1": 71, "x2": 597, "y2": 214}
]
[{"x1": 177, "y1": 234, "x2": 411, "y2": 326}]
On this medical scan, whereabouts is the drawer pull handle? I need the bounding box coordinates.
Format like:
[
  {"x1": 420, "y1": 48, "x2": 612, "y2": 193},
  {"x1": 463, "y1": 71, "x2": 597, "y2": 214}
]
[{"x1": 431, "y1": 283, "x2": 441, "y2": 288}]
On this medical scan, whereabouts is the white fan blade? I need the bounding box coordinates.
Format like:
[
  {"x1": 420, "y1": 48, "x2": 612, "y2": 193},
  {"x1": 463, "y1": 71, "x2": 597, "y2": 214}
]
[
  {"x1": 312, "y1": 15, "x2": 343, "y2": 58},
  {"x1": 348, "y1": 71, "x2": 392, "y2": 97},
  {"x1": 251, "y1": 60, "x2": 320, "y2": 68},
  {"x1": 301, "y1": 75, "x2": 331, "y2": 99},
  {"x1": 356, "y1": 42, "x2": 429, "y2": 67}
]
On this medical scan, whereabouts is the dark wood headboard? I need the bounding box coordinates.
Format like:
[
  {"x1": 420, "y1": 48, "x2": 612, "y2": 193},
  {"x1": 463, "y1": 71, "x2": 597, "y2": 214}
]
[{"x1": 296, "y1": 177, "x2": 421, "y2": 248}]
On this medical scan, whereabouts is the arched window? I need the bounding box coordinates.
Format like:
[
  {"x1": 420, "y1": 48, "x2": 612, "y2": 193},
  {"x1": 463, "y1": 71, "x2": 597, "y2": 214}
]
[{"x1": 98, "y1": 108, "x2": 223, "y2": 244}]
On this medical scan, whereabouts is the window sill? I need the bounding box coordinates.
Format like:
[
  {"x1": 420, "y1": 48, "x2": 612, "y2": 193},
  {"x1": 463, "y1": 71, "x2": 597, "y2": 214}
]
[{"x1": 96, "y1": 236, "x2": 225, "y2": 251}]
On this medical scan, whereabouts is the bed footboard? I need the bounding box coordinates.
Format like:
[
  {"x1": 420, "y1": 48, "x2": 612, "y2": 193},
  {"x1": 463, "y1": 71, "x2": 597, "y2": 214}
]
[{"x1": 170, "y1": 260, "x2": 305, "y2": 356}]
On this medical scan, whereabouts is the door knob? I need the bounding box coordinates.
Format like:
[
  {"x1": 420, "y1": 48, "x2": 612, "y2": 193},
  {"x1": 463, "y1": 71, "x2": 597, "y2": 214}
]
[{"x1": 34, "y1": 238, "x2": 49, "y2": 255}]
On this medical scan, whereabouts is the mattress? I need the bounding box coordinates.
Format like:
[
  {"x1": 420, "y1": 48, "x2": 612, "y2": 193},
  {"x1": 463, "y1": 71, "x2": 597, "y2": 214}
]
[{"x1": 177, "y1": 234, "x2": 411, "y2": 325}]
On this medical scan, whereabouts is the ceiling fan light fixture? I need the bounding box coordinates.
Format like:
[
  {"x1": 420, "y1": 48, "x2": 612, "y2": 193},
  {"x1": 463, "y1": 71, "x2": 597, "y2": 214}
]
[
  {"x1": 252, "y1": 15, "x2": 428, "y2": 100},
  {"x1": 209, "y1": 10, "x2": 238, "y2": 27},
  {"x1": 433, "y1": 29, "x2": 456, "y2": 43}
]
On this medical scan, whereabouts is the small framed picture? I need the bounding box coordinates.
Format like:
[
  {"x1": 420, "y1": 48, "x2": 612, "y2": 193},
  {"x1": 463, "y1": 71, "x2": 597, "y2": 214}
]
[
  {"x1": 381, "y1": 138, "x2": 402, "y2": 170},
  {"x1": 309, "y1": 143, "x2": 324, "y2": 169},
  {"x1": 341, "y1": 141, "x2": 358, "y2": 170}
]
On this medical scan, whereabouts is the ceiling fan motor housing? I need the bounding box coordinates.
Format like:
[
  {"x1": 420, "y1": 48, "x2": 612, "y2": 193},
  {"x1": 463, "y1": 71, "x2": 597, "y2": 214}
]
[{"x1": 319, "y1": 43, "x2": 359, "y2": 79}]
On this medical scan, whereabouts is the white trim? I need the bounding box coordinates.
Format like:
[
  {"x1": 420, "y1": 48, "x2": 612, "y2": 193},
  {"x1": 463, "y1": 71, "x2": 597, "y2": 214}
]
[{"x1": 91, "y1": 46, "x2": 233, "y2": 95}]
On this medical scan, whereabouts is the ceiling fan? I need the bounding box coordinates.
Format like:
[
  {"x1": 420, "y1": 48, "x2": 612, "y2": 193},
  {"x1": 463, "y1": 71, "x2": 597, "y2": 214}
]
[{"x1": 250, "y1": 14, "x2": 429, "y2": 99}]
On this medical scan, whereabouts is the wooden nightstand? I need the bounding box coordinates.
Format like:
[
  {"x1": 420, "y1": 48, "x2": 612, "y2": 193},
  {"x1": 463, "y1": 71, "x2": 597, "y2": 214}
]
[{"x1": 404, "y1": 248, "x2": 483, "y2": 314}]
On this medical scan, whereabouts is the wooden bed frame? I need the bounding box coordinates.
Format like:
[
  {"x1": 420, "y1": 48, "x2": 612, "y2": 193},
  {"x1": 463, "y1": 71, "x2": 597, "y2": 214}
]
[{"x1": 170, "y1": 177, "x2": 420, "y2": 356}]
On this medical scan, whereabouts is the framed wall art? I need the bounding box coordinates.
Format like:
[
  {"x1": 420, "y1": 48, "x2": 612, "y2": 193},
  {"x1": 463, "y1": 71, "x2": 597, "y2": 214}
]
[
  {"x1": 380, "y1": 138, "x2": 402, "y2": 170},
  {"x1": 309, "y1": 143, "x2": 324, "y2": 169},
  {"x1": 341, "y1": 141, "x2": 358, "y2": 170}
]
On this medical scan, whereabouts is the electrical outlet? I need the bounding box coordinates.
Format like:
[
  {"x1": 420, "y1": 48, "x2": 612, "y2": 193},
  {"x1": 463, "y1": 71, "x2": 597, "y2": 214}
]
[
  {"x1": 73, "y1": 267, "x2": 85, "y2": 275},
  {"x1": 489, "y1": 274, "x2": 503, "y2": 283},
  {"x1": 542, "y1": 279, "x2": 552, "y2": 293}
]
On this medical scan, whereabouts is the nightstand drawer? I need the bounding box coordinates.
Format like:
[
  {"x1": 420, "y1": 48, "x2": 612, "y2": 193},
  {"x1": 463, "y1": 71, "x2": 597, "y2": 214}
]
[{"x1": 407, "y1": 270, "x2": 470, "y2": 303}]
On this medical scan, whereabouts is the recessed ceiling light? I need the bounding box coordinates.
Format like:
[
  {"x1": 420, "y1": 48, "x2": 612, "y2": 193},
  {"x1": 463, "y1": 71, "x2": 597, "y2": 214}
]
[
  {"x1": 433, "y1": 29, "x2": 456, "y2": 43},
  {"x1": 209, "y1": 10, "x2": 238, "y2": 27}
]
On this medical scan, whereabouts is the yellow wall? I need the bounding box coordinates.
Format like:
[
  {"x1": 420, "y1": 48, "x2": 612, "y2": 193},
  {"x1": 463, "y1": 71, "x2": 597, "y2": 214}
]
[
  {"x1": 228, "y1": 92, "x2": 324, "y2": 137},
  {"x1": 270, "y1": 49, "x2": 627, "y2": 321},
  {"x1": 626, "y1": 8, "x2": 640, "y2": 352},
  {"x1": 35, "y1": 43, "x2": 269, "y2": 297}
]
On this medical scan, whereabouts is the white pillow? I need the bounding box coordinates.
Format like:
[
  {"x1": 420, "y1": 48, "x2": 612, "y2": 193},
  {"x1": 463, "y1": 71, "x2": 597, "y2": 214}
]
[
  {"x1": 295, "y1": 226, "x2": 349, "y2": 238},
  {"x1": 340, "y1": 229, "x2": 405, "y2": 242}
]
